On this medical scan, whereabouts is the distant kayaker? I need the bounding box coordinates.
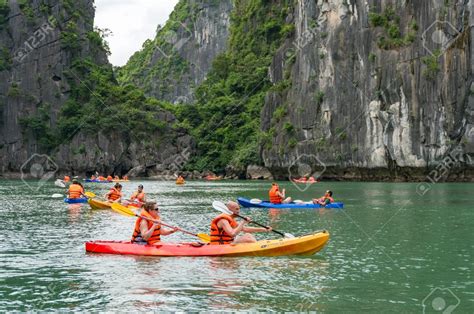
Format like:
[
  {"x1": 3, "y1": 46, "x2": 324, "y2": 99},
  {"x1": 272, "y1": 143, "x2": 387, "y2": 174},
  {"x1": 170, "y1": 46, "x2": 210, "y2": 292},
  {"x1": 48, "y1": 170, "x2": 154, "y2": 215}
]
[
  {"x1": 68, "y1": 179, "x2": 85, "y2": 199},
  {"x1": 123, "y1": 175, "x2": 129, "y2": 180},
  {"x1": 105, "y1": 183, "x2": 123, "y2": 203},
  {"x1": 313, "y1": 190, "x2": 334, "y2": 206},
  {"x1": 210, "y1": 201, "x2": 272, "y2": 245},
  {"x1": 131, "y1": 201, "x2": 178, "y2": 244},
  {"x1": 268, "y1": 183, "x2": 292, "y2": 204},
  {"x1": 114, "y1": 175, "x2": 119, "y2": 180},
  {"x1": 106, "y1": 175, "x2": 113, "y2": 181},
  {"x1": 130, "y1": 184, "x2": 146, "y2": 206},
  {"x1": 90, "y1": 175, "x2": 96, "y2": 180},
  {"x1": 64, "y1": 175, "x2": 70, "y2": 183}
]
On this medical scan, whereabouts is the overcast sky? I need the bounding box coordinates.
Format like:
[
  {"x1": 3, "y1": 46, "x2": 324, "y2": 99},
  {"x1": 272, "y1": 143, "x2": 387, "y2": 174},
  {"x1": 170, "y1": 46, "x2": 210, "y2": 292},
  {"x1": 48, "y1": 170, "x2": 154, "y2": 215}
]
[{"x1": 95, "y1": 0, "x2": 179, "y2": 66}]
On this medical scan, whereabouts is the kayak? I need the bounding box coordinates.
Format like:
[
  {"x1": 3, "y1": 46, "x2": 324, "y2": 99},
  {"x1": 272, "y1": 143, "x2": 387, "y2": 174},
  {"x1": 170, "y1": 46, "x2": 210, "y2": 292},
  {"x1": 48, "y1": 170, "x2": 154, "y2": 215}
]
[
  {"x1": 237, "y1": 197, "x2": 344, "y2": 209},
  {"x1": 88, "y1": 198, "x2": 112, "y2": 210},
  {"x1": 176, "y1": 181, "x2": 185, "y2": 185},
  {"x1": 64, "y1": 197, "x2": 88, "y2": 204},
  {"x1": 206, "y1": 176, "x2": 222, "y2": 181},
  {"x1": 112, "y1": 179, "x2": 130, "y2": 182},
  {"x1": 85, "y1": 230, "x2": 329, "y2": 257},
  {"x1": 292, "y1": 178, "x2": 317, "y2": 183},
  {"x1": 84, "y1": 179, "x2": 112, "y2": 183}
]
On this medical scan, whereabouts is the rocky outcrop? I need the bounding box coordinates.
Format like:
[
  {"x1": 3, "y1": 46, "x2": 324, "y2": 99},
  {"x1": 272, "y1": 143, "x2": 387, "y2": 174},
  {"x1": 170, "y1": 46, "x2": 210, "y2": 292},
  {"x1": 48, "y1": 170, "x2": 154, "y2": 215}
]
[
  {"x1": 246, "y1": 165, "x2": 273, "y2": 180},
  {"x1": 261, "y1": 0, "x2": 473, "y2": 181},
  {"x1": 0, "y1": 0, "x2": 193, "y2": 178},
  {"x1": 118, "y1": 0, "x2": 233, "y2": 104}
]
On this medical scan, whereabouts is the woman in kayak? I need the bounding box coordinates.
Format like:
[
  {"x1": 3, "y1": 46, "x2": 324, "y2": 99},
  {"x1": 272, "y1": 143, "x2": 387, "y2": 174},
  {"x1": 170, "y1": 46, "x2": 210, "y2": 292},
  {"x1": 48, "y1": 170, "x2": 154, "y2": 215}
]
[
  {"x1": 105, "y1": 183, "x2": 123, "y2": 203},
  {"x1": 210, "y1": 201, "x2": 272, "y2": 245},
  {"x1": 131, "y1": 201, "x2": 178, "y2": 244},
  {"x1": 313, "y1": 190, "x2": 334, "y2": 205},
  {"x1": 129, "y1": 184, "x2": 146, "y2": 206},
  {"x1": 68, "y1": 179, "x2": 85, "y2": 199},
  {"x1": 268, "y1": 183, "x2": 292, "y2": 204}
]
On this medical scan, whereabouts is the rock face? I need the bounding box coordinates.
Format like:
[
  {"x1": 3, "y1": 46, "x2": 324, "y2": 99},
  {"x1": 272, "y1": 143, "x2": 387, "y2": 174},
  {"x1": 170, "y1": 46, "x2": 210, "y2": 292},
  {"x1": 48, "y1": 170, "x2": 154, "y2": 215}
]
[
  {"x1": 246, "y1": 165, "x2": 273, "y2": 180},
  {"x1": 0, "y1": 0, "x2": 192, "y2": 177},
  {"x1": 261, "y1": 0, "x2": 473, "y2": 181},
  {"x1": 118, "y1": 0, "x2": 233, "y2": 104}
]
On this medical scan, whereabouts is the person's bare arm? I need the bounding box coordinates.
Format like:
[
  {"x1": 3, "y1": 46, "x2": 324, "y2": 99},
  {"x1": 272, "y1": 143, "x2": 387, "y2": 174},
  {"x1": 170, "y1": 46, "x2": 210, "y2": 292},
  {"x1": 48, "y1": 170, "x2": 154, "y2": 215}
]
[
  {"x1": 218, "y1": 219, "x2": 247, "y2": 237},
  {"x1": 139, "y1": 219, "x2": 158, "y2": 240},
  {"x1": 242, "y1": 226, "x2": 271, "y2": 233}
]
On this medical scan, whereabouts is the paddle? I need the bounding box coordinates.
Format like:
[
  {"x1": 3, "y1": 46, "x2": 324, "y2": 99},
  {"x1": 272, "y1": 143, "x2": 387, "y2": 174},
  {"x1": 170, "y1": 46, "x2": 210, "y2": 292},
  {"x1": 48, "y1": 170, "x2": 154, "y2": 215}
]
[
  {"x1": 54, "y1": 179, "x2": 66, "y2": 188},
  {"x1": 52, "y1": 193, "x2": 64, "y2": 198},
  {"x1": 110, "y1": 203, "x2": 210, "y2": 243},
  {"x1": 212, "y1": 201, "x2": 294, "y2": 238}
]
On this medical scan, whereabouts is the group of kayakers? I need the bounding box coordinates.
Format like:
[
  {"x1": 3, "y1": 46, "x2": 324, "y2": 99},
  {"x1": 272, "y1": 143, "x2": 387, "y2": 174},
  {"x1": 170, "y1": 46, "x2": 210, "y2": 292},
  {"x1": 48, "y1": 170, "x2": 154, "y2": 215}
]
[
  {"x1": 66, "y1": 178, "x2": 334, "y2": 247},
  {"x1": 89, "y1": 174, "x2": 129, "y2": 181},
  {"x1": 268, "y1": 182, "x2": 334, "y2": 205}
]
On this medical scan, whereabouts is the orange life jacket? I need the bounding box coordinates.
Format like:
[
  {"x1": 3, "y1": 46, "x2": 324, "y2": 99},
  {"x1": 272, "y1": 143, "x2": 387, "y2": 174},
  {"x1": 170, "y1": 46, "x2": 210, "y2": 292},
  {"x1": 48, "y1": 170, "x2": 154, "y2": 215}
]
[
  {"x1": 98, "y1": 176, "x2": 105, "y2": 181},
  {"x1": 318, "y1": 196, "x2": 334, "y2": 204},
  {"x1": 107, "y1": 175, "x2": 113, "y2": 181},
  {"x1": 64, "y1": 176, "x2": 70, "y2": 182},
  {"x1": 131, "y1": 210, "x2": 161, "y2": 244},
  {"x1": 210, "y1": 214, "x2": 238, "y2": 245},
  {"x1": 107, "y1": 188, "x2": 122, "y2": 201},
  {"x1": 131, "y1": 191, "x2": 145, "y2": 203},
  {"x1": 68, "y1": 184, "x2": 83, "y2": 199},
  {"x1": 269, "y1": 185, "x2": 282, "y2": 204}
]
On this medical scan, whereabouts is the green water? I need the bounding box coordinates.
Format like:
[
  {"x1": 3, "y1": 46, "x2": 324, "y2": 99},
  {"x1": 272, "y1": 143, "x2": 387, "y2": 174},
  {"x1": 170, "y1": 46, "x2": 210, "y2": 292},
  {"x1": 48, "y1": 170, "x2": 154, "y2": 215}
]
[{"x1": 0, "y1": 179, "x2": 472, "y2": 312}]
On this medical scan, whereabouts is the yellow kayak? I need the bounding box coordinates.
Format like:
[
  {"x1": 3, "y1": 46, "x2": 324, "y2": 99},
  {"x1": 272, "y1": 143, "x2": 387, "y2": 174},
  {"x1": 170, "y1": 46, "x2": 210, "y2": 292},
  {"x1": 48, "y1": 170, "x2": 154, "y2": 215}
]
[
  {"x1": 85, "y1": 231, "x2": 330, "y2": 257},
  {"x1": 88, "y1": 198, "x2": 113, "y2": 210}
]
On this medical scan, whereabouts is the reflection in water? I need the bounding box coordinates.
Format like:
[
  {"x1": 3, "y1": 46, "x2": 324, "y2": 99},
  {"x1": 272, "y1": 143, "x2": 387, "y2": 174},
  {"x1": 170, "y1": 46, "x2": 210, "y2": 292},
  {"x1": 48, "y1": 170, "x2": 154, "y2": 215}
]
[{"x1": 1, "y1": 180, "x2": 473, "y2": 311}]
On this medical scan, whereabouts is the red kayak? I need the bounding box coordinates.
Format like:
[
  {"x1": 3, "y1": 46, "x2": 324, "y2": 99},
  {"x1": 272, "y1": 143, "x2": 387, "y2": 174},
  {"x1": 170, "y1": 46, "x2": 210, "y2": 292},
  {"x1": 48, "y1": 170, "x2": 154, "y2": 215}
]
[{"x1": 85, "y1": 231, "x2": 329, "y2": 257}]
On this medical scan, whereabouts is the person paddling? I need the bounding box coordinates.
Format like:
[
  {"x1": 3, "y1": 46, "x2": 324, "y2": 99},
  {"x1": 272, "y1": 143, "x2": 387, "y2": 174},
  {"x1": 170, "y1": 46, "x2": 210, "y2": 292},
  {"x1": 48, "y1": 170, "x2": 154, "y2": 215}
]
[
  {"x1": 131, "y1": 201, "x2": 178, "y2": 244},
  {"x1": 105, "y1": 183, "x2": 123, "y2": 203},
  {"x1": 313, "y1": 190, "x2": 334, "y2": 206},
  {"x1": 210, "y1": 201, "x2": 272, "y2": 245},
  {"x1": 68, "y1": 179, "x2": 85, "y2": 199},
  {"x1": 129, "y1": 184, "x2": 146, "y2": 207},
  {"x1": 268, "y1": 182, "x2": 292, "y2": 204}
]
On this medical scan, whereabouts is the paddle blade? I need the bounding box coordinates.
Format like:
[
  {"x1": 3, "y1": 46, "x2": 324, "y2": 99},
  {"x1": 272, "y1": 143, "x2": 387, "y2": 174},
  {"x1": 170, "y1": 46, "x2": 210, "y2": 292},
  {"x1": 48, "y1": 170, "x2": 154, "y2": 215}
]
[
  {"x1": 111, "y1": 203, "x2": 136, "y2": 217},
  {"x1": 284, "y1": 233, "x2": 295, "y2": 238},
  {"x1": 249, "y1": 198, "x2": 262, "y2": 204},
  {"x1": 54, "y1": 179, "x2": 66, "y2": 188},
  {"x1": 52, "y1": 193, "x2": 64, "y2": 198},
  {"x1": 212, "y1": 201, "x2": 232, "y2": 215},
  {"x1": 197, "y1": 233, "x2": 210, "y2": 243},
  {"x1": 85, "y1": 192, "x2": 96, "y2": 198}
]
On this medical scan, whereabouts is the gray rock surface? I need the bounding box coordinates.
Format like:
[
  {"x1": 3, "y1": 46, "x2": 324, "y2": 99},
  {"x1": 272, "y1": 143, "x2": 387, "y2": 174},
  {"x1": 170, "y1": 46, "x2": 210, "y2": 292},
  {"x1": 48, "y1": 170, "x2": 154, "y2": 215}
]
[{"x1": 261, "y1": 0, "x2": 473, "y2": 181}]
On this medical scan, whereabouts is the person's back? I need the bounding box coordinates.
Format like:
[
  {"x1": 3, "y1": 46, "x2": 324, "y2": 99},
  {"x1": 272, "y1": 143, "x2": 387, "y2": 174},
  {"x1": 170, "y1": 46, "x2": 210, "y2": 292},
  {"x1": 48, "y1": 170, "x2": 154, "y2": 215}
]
[{"x1": 68, "y1": 182, "x2": 84, "y2": 199}]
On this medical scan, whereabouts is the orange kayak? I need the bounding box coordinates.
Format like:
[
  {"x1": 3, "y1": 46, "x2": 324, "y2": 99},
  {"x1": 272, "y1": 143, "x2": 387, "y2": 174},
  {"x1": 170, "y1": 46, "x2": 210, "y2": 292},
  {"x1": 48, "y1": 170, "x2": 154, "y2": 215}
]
[{"x1": 85, "y1": 231, "x2": 329, "y2": 257}]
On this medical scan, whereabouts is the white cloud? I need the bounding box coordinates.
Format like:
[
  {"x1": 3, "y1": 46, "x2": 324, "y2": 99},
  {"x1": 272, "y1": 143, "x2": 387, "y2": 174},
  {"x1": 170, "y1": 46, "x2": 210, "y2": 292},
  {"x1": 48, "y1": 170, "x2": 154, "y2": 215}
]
[{"x1": 94, "y1": 0, "x2": 179, "y2": 66}]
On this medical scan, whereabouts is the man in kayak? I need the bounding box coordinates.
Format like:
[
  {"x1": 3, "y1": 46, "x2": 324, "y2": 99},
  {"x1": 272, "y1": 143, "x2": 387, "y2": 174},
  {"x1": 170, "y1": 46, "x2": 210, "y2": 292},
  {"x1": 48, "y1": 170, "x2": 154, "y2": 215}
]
[
  {"x1": 210, "y1": 201, "x2": 272, "y2": 245},
  {"x1": 105, "y1": 183, "x2": 123, "y2": 203},
  {"x1": 67, "y1": 179, "x2": 85, "y2": 199},
  {"x1": 128, "y1": 184, "x2": 146, "y2": 207},
  {"x1": 268, "y1": 183, "x2": 292, "y2": 204},
  {"x1": 106, "y1": 175, "x2": 113, "y2": 181},
  {"x1": 313, "y1": 190, "x2": 334, "y2": 205},
  {"x1": 131, "y1": 201, "x2": 178, "y2": 244}
]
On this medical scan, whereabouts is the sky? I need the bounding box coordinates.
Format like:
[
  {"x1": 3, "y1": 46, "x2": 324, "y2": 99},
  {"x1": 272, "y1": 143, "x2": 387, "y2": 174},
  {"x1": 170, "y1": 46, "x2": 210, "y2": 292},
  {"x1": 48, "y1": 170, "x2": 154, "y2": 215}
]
[{"x1": 94, "y1": 0, "x2": 179, "y2": 66}]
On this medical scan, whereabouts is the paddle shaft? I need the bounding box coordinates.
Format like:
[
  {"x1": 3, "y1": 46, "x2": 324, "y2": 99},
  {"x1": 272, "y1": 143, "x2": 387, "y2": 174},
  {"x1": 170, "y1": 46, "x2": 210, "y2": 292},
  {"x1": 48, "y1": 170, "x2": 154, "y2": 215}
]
[
  {"x1": 134, "y1": 213, "x2": 199, "y2": 238},
  {"x1": 234, "y1": 213, "x2": 285, "y2": 237}
]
